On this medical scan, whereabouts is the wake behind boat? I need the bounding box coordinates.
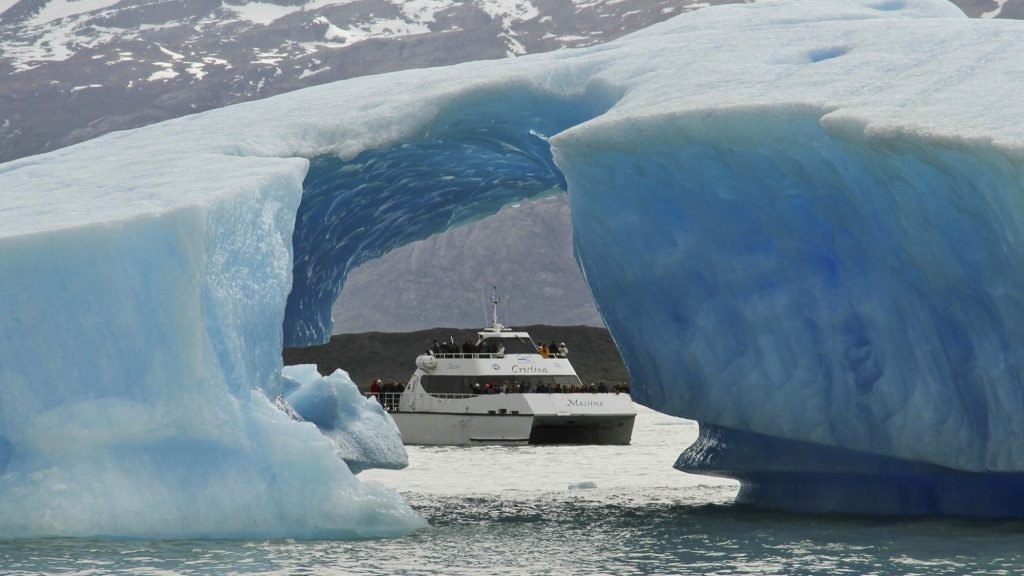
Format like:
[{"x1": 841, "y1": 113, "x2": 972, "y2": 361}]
[{"x1": 372, "y1": 290, "x2": 636, "y2": 446}]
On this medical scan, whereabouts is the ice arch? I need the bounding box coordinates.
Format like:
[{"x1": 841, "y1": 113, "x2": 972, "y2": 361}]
[
  {"x1": 5, "y1": 0, "x2": 1024, "y2": 536},
  {"x1": 284, "y1": 85, "x2": 619, "y2": 346}
]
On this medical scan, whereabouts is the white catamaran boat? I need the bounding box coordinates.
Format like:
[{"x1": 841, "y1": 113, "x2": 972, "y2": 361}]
[{"x1": 380, "y1": 291, "x2": 636, "y2": 446}]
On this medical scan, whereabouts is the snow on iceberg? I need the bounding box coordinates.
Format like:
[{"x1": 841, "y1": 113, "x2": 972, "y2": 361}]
[{"x1": 2, "y1": 0, "x2": 1024, "y2": 531}]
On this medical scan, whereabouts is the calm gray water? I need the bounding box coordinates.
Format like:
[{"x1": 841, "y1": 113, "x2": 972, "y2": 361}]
[{"x1": 5, "y1": 407, "x2": 1024, "y2": 575}]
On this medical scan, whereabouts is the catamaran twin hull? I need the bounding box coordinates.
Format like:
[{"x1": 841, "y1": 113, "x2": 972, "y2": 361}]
[{"x1": 390, "y1": 392, "x2": 636, "y2": 446}]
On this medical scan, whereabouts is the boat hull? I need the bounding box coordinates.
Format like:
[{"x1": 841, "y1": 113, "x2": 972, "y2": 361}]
[
  {"x1": 529, "y1": 413, "x2": 635, "y2": 445},
  {"x1": 390, "y1": 393, "x2": 636, "y2": 446},
  {"x1": 391, "y1": 412, "x2": 534, "y2": 445}
]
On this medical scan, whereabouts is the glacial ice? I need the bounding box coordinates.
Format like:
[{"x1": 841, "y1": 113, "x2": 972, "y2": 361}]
[
  {"x1": 2, "y1": 0, "x2": 1024, "y2": 533},
  {"x1": 280, "y1": 364, "x2": 408, "y2": 474}
]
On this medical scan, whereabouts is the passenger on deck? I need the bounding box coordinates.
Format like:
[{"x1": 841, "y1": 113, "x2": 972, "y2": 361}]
[
  {"x1": 558, "y1": 342, "x2": 569, "y2": 357},
  {"x1": 549, "y1": 341, "x2": 559, "y2": 357},
  {"x1": 538, "y1": 343, "x2": 548, "y2": 358}
]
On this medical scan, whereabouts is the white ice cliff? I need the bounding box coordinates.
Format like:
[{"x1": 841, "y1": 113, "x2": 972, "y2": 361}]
[{"x1": 3, "y1": 0, "x2": 1024, "y2": 534}]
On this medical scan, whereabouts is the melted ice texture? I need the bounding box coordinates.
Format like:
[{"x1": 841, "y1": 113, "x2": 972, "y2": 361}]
[{"x1": 3, "y1": 0, "x2": 1024, "y2": 536}]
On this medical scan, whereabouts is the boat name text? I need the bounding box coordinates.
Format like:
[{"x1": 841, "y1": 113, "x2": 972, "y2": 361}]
[
  {"x1": 567, "y1": 399, "x2": 604, "y2": 407},
  {"x1": 511, "y1": 365, "x2": 549, "y2": 374}
]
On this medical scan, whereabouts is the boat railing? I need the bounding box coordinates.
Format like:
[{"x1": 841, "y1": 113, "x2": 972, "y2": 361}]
[
  {"x1": 365, "y1": 389, "x2": 630, "y2": 412},
  {"x1": 430, "y1": 352, "x2": 503, "y2": 359},
  {"x1": 428, "y1": 352, "x2": 567, "y2": 359}
]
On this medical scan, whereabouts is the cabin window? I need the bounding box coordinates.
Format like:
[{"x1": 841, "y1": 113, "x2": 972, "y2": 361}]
[
  {"x1": 420, "y1": 374, "x2": 583, "y2": 395},
  {"x1": 420, "y1": 376, "x2": 476, "y2": 394},
  {"x1": 476, "y1": 335, "x2": 537, "y2": 355}
]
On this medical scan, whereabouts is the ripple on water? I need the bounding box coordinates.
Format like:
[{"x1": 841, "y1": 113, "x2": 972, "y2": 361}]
[{"x1": 5, "y1": 408, "x2": 1024, "y2": 574}]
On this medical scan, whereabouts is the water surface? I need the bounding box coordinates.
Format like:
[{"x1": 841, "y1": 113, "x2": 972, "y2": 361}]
[{"x1": 5, "y1": 407, "x2": 1024, "y2": 575}]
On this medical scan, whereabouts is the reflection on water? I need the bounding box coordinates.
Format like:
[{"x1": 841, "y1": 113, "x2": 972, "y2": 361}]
[
  {"x1": 4, "y1": 407, "x2": 1024, "y2": 575},
  {"x1": 6, "y1": 500, "x2": 1024, "y2": 576}
]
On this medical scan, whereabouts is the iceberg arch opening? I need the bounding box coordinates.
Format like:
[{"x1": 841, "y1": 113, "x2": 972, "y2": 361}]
[
  {"x1": 10, "y1": 0, "x2": 1024, "y2": 537},
  {"x1": 283, "y1": 83, "x2": 621, "y2": 347}
]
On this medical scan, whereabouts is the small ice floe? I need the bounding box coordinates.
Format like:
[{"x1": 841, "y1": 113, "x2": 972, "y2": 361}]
[{"x1": 569, "y1": 481, "x2": 597, "y2": 490}]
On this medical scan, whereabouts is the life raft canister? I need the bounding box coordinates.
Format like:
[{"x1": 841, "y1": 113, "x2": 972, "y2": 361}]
[{"x1": 416, "y1": 354, "x2": 438, "y2": 371}]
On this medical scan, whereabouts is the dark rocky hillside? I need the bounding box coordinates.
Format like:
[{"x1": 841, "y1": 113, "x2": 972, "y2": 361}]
[{"x1": 283, "y1": 324, "x2": 629, "y2": 390}]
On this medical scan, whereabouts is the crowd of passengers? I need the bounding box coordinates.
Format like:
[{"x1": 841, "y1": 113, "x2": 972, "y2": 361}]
[
  {"x1": 428, "y1": 339, "x2": 569, "y2": 358},
  {"x1": 368, "y1": 379, "x2": 405, "y2": 411},
  {"x1": 365, "y1": 378, "x2": 631, "y2": 411},
  {"x1": 470, "y1": 380, "x2": 629, "y2": 395}
]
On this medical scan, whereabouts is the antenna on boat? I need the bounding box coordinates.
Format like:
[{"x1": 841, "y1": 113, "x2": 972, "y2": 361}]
[{"x1": 490, "y1": 285, "x2": 501, "y2": 329}]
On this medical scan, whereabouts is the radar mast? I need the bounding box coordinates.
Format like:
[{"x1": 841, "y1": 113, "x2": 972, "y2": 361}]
[{"x1": 489, "y1": 286, "x2": 503, "y2": 331}]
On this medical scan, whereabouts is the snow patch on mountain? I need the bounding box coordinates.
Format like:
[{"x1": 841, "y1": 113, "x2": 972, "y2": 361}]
[
  {"x1": 225, "y1": 1, "x2": 304, "y2": 25},
  {"x1": 26, "y1": 0, "x2": 121, "y2": 26},
  {"x1": 399, "y1": 0, "x2": 454, "y2": 22},
  {"x1": 313, "y1": 14, "x2": 432, "y2": 44},
  {"x1": 0, "y1": 0, "x2": 714, "y2": 73},
  {"x1": 479, "y1": 0, "x2": 539, "y2": 24},
  {"x1": 147, "y1": 65, "x2": 179, "y2": 81}
]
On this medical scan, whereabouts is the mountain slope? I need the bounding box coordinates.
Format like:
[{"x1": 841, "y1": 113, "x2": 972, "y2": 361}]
[{"x1": 0, "y1": 0, "x2": 735, "y2": 163}]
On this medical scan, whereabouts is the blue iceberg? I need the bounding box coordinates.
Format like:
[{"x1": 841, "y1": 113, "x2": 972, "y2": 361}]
[
  {"x1": 281, "y1": 364, "x2": 408, "y2": 474},
  {"x1": 2, "y1": 0, "x2": 1023, "y2": 536}
]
